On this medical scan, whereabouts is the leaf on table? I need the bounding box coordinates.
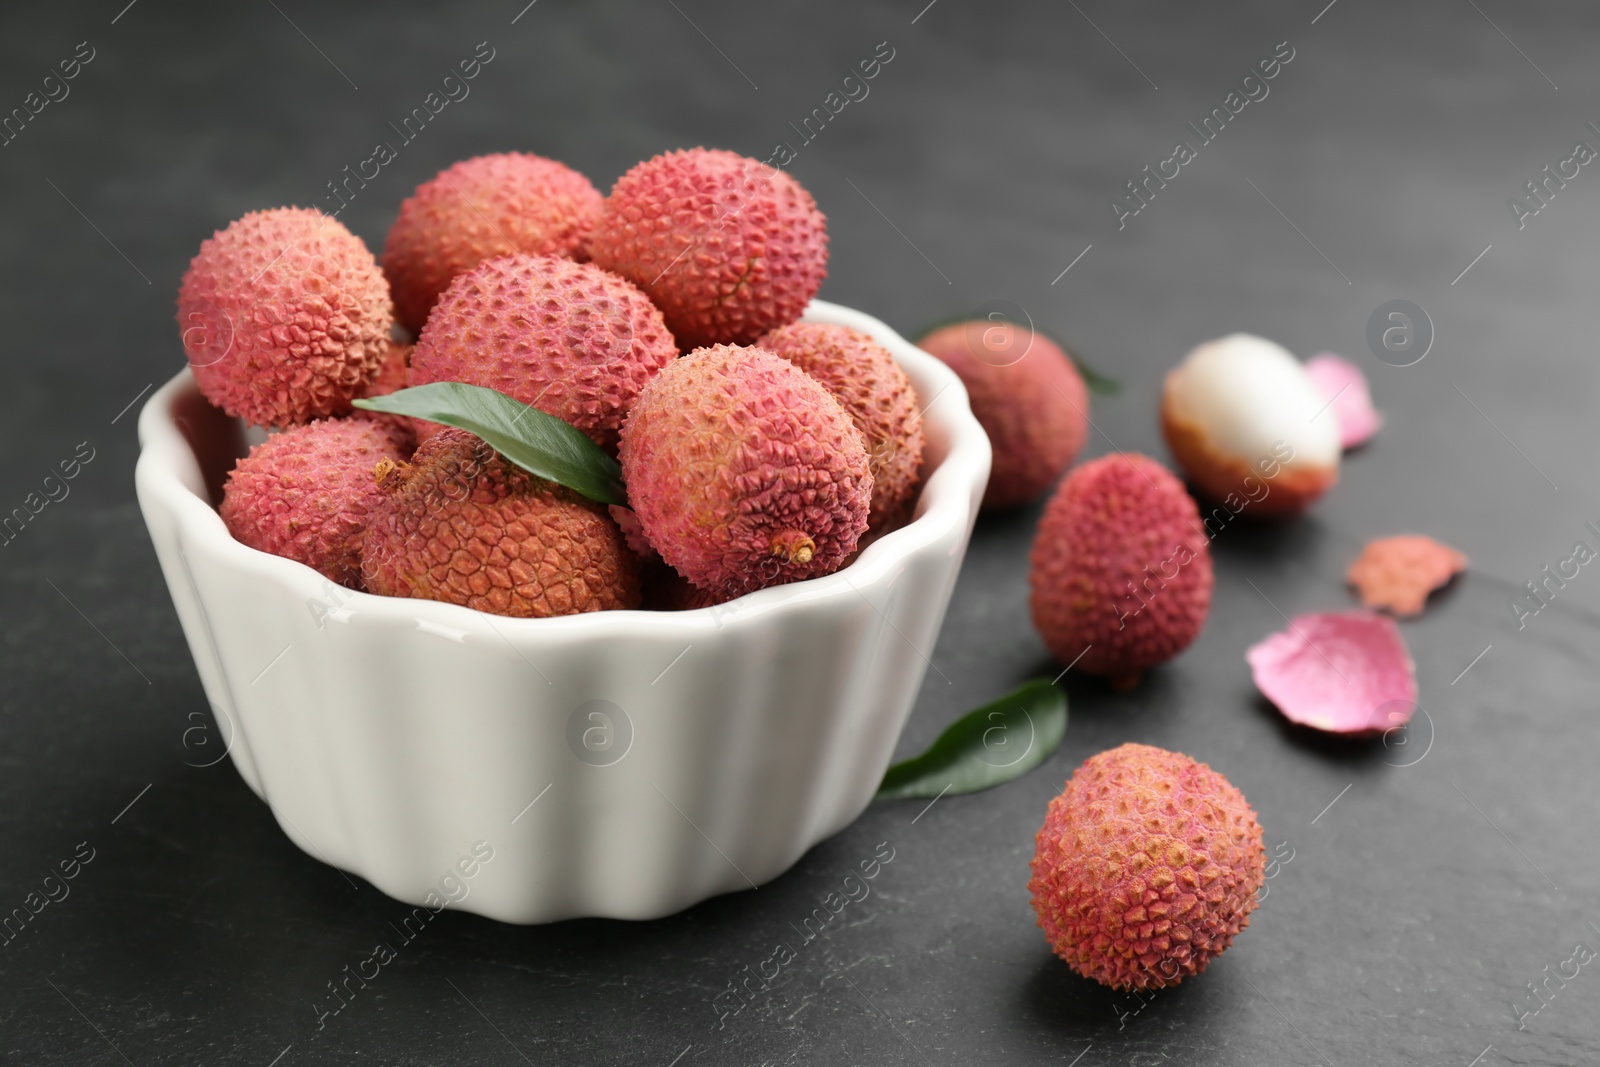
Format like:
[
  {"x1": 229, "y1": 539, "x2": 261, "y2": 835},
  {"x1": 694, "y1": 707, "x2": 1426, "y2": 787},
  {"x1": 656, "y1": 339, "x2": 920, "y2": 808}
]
[
  {"x1": 1071, "y1": 353, "x2": 1121, "y2": 396},
  {"x1": 876, "y1": 679, "x2": 1068, "y2": 800}
]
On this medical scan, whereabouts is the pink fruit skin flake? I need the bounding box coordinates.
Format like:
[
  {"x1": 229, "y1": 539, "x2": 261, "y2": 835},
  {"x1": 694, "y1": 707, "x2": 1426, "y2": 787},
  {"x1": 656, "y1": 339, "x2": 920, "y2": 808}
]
[
  {"x1": 1347, "y1": 534, "x2": 1467, "y2": 617},
  {"x1": 1247, "y1": 610, "x2": 1416, "y2": 735},
  {"x1": 1306, "y1": 353, "x2": 1382, "y2": 449}
]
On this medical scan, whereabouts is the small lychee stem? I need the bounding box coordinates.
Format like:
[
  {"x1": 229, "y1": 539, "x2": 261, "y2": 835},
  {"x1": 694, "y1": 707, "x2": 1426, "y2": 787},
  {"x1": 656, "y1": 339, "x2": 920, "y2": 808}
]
[
  {"x1": 373, "y1": 457, "x2": 397, "y2": 485},
  {"x1": 770, "y1": 531, "x2": 816, "y2": 565}
]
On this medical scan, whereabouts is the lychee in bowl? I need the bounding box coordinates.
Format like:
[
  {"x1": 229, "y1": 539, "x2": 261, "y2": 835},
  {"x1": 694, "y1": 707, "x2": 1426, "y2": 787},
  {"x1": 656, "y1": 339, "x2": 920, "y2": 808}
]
[{"x1": 135, "y1": 300, "x2": 991, "y2": 923}]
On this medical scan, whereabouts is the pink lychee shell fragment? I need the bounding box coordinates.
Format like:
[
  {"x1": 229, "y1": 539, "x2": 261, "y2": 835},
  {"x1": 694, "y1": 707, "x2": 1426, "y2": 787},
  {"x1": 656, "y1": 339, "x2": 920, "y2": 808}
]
[
  {"x1": 1247, "y1": 610, "x2": 1417, "y2": 735},
  {"x1": 1347, "y1": 534, "x2": 1467, "y2": 617},
  {"x1": 1306, "y1": 353, "x2": 1381, "y2": 449}
]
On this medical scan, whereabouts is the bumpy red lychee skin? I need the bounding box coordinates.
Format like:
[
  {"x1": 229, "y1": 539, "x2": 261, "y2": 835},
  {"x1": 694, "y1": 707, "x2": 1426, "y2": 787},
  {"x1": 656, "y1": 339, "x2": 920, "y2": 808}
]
[
  {"x1": 178, "y1": 208, "x2": 394, "y2": 428},
  {"x1": 917, "y1": 322, "x2": 1088, "y2": 510},
  {"x1": 409, "y1": 255, "x2": 677, "y2": 453},
  {"x1": 361, "y1": 429, "x2": 640, "y2": 618},
  {"x1": 760, "y1": 321, "x2": 924, "y2": 531},
  {"x1": 361, "y1": 339, "x2": 412, "y2": 399},
  {"x1": 1029, "y1": 454, "x2": 1213, "y2": 688},
  {"x1": 587, "y1": 148, "x2": 828, "y2": 349},
  {"x1": 609, "y1": 505, "x2": 658, "y2": 562},
  {"x1": 1030, "y1": 744, "x2": 1266, "y2": 991},
  {"x1": 220, "y1": 418, "x2": 415, "y2": 588},
  {"x1": 620, "y1": 345, "x2": 871, "y2": 598},
  {"x1": 382, "y1": 153, "x2": 604, "y2": 333},
  {"x1": 351, "y1": 340, "x2": 418, "y2": 437}
]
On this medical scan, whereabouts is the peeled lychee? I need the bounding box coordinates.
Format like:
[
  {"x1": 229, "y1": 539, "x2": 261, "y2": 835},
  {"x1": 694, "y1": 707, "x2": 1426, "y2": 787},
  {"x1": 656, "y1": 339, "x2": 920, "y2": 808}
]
[
  {"x1": 178, "y1": 207, "x2": 394, "y2": 428},
  {"x1": 588, "y1": 148, "x2": 828, "y2": 349},
  {"x1": 620, "y1": 344, "x2": 870, "y2": 598},
  {"x1": 759, "y1": 321, "x2": 923, "y2": 530},
  {"x1": 1030, "y1": 743, "x2": 1266, "y2": 990},
  {"x1": 1030, "y1": 454, "x2": 1213, "y2": 689},
  {"x1": 916, "y1": 321, "x2": 1088, "y2": 510},
  {"x1": 382, "y1": 153, "x2": 603, "y2": 333},
  {"x1": 1161, "y1": 334, "x2": 1339, "y2": 516},
  {"x1": 361, "y1": 429, "x2": 639, "y2": 618},
  {"x1": 220, "y1": 417, "x2": 414, "y2": 588},
  {"x1": 409, "y1": 255, "x2": 678, "y2": 453}
]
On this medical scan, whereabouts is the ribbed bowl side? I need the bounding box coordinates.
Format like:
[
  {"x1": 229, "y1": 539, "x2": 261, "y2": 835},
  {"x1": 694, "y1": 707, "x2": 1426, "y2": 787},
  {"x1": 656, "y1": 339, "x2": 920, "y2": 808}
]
[{"x1": 136, "y1": 300, "x2": 990, "y2": 923}]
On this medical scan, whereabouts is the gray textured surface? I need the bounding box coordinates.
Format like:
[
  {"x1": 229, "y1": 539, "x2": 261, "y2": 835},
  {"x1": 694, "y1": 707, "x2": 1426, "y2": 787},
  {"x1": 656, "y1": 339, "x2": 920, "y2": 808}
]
[{"x1": 2, "y1": 1, "x2": 1597, "y2": 1063}]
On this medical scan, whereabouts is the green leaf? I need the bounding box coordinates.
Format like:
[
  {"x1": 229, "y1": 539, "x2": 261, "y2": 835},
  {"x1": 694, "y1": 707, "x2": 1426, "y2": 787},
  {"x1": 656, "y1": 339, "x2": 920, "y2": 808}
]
[
  {"x1": 1071, "y1": 354, "x2": 1121, "y2": 396},
  {"x1": 875, "y1": 680, "x2": 1068, "y2": 800},
  {"x1": 353, "y1": 383, "x2": 627, "y2": 506}
]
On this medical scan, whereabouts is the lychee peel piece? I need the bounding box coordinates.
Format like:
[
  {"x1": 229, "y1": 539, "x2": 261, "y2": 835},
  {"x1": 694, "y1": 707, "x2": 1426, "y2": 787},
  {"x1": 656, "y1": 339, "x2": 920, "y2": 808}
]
[
  {"x1": 1247, "y1": 609, "x2": 1417, "y2": 735},
  {"x1": 1347, "y1": 534, "x2": 1466, "y2": 617},
  {"x1": 1306, "y1": 353, "x2": 1382, "y2": 449}
]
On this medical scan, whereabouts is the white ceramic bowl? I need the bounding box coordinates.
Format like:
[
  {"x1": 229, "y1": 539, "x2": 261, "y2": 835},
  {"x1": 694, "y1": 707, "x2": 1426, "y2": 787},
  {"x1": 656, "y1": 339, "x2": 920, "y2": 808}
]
[{"x1": 136, "y1": 300, "x2": 990, "y2": 923}]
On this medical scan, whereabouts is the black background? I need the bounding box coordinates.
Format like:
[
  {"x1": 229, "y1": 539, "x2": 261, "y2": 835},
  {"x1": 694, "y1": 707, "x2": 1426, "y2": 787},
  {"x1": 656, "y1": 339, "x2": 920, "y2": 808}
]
[{"x1": 2, "y1": 1, "x2": 1598, "y2": 1064}]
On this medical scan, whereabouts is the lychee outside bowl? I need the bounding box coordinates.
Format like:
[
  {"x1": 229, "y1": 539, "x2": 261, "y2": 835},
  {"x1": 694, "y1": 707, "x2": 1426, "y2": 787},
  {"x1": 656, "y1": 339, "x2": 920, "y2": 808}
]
[{"x1": 135, "y1": 300, "x2": 991, "y2": 923}]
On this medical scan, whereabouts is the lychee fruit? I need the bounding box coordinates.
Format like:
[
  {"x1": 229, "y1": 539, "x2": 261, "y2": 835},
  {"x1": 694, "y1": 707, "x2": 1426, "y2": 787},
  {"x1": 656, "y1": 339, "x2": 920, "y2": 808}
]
[
  {"x1": 1029, "y1": 743, "x2": 1266, "y2": 990},
  {"x1": 1029, "y1": 454, "x2": 1213, "y2": 689},
  {"x1": 382, "y1": 152, "x2": 604, "y2": 333},
  {"x1": 351, "y1": 340, "x2": 417, "y2": 436},
  {"x1": 608, "y1": 505, "x2": 658, "y2": 562},
  {"x1": 220, "y1": 417, "x2": 415, "y2": 588},
  {"x1": 587, "y1": 148, "x2": 828, "y2": 349},
  {"x1": 178, "y1": 207, "x2": 394, "y2": 428},
  {"x1": 759, "y1": 321, "x2": 924, "y2": 530},
  {"x1": 1161, "y1": 334, "x2": 1339, "y2": 516},
  {"x1": 361, "y1": 429, "x2": 640, "y2": 618},
  {"x1": 916, "y1": 321, "x2": 1088, "y2": 510},
  {"x1": 409, "y1": 254, "x2": 678, "y2": 453},
  {"x1": 360, "y1": 339, "x2": 413, "y2": 399},
  {"x1": 620, "y1": 344, "x2": 871, "y2": 598}
]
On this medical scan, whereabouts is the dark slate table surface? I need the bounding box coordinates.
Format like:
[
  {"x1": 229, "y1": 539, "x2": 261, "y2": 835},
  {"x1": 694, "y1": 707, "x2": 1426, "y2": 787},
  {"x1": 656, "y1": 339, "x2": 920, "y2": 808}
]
[{"x1": 3, "y1": 1, "x2": 1598, "y2": 1063}]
